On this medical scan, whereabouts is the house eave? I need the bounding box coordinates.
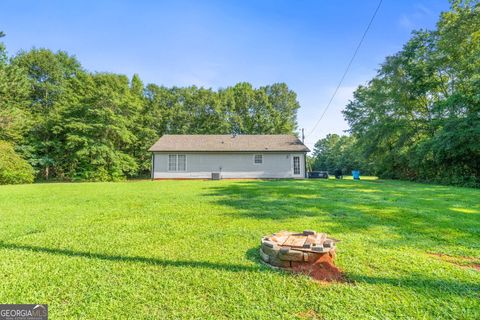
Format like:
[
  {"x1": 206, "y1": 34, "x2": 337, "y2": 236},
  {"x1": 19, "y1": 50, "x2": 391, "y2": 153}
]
[{"x1": 148, "y1": 150, "x2": 310, "y2": 153}]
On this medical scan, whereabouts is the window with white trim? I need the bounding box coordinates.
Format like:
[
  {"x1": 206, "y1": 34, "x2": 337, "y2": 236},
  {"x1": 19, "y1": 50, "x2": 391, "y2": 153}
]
[
  {"x1": 168, "y1": 154, "x2": 186, "y2": 171},
  {"x1": 293, "y1": 156, "x2": 300, "y2": 175},
  {"x1": 254, "y1": 154, "x2": 263, "y2": 164}
]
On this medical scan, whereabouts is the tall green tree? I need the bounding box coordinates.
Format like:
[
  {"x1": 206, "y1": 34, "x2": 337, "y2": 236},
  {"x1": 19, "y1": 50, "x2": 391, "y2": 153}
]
[
  {"x1": 12, "y1": 49, "x2": 83, "y2": 179},
  {"x1": 61, "y1": 73, "x2": 139, "y2": 181},
  {"x1": 128, "y1": 74, "x2": 157, "y2": 174},
  {"x1": 311, "y1": 134, "x2": 372, "y2": 175},
  {"x1": 0, "y1": 36, "x2": 31, "y2": 145},
  {"x1": 0, "y1": 43, "x2": 301, "y2": 182},
  {"x1": 262, "y1": 83, "x2": 300, "y2": 133},
  {"x1": 343, "y1": 0, "x2": 480, "y2": 186}
]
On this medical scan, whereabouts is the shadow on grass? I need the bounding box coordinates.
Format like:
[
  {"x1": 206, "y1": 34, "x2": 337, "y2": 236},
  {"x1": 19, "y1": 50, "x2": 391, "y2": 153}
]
[
  {"x1": 245, "y1": 245, "x2": 478, "y2": 296},
  {"x1": 0, "y1": 242, "x2": 260, "y2": 273},
  {"x1": 2, "y1": 242, "x2": 478, "y2": 297},
  {"x1": 245, "y1": 246, "x2": 261, "y2": 263},
  {"x1": 206, "y1": 179, "x2": 480, "y2": 250},
  {"x1": 347, "y1": 273, "x2": 479, "y2": 297}
]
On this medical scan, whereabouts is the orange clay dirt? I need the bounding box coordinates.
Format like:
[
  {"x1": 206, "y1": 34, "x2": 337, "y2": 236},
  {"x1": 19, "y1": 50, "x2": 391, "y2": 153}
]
[{"x1": 260, "y1": 230, "x2": 343, "y2": 282}]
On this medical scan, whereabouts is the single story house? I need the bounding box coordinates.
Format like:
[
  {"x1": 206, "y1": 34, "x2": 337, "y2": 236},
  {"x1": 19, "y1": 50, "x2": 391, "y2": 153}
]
[{"x1": 149, "y1": 134, "x2": 310, "y2": 179}]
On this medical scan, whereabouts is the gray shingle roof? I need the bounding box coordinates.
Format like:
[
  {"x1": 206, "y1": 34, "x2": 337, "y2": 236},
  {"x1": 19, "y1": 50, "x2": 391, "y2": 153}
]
[{"x1": 149, "y1": 134, "x2": 310, "y2": 152}]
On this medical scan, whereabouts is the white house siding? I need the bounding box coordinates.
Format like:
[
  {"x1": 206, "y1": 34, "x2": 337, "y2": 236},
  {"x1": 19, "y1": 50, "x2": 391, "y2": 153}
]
[{"x1": 152, "y1": 152, "x2": 306, "y2": 179}]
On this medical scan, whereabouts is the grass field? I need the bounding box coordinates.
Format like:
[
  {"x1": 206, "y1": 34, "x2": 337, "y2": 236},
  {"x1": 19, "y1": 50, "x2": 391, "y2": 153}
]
[{"x1": 0, "y1": 179, "x2": 479, "y2": 319}]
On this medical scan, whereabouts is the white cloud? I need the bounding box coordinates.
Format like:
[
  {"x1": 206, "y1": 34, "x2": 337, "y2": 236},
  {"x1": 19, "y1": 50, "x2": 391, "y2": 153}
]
[
  {"x1": 398, "y1": 3, "x2": 434, "y2": 30},
  {"x1": 415, "y1": 4, "x2": 433, "y2": 17}
]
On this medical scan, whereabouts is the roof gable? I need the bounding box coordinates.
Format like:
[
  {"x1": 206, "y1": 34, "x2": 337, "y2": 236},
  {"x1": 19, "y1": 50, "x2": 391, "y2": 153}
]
[{"x1": 149, "y1": 135, "x2": 310, "y2": 152}]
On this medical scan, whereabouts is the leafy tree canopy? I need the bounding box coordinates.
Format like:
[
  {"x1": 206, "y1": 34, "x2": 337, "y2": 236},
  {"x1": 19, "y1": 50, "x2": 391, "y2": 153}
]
[
  {"x1": 0, "y1": 33, "x2": 301, "y2": 182},
  {"x1": 338, "y1": 0, "x2": 480, "y2": 186}
]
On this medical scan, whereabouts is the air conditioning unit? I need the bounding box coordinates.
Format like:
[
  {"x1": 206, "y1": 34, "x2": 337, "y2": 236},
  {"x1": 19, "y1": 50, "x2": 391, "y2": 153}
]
[{"x1": 211, "y1": 172, "x2": 221, "y2": 180}]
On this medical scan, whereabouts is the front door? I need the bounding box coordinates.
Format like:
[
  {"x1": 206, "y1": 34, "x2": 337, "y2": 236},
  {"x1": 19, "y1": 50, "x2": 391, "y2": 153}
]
[{"x1": 293, "y1": 156, "x2": 301, "y2": 176}]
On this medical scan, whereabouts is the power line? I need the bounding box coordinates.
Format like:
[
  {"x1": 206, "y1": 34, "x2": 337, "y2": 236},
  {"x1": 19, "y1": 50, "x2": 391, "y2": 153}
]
[{"x1": 306, "y1": 0, "x2": 383, "y2": 138}]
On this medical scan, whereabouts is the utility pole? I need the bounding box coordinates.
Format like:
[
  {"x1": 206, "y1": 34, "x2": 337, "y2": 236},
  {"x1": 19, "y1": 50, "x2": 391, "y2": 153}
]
[{"x1": 302, "y1": 128, "x2": 307, "y2": 178}]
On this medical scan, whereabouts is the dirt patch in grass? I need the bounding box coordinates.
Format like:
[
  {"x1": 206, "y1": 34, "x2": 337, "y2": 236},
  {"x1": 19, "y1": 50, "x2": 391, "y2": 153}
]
[
  {"x1": 291, "y1": 260, "x2": 345, "y2": 283},
  {"x1": 429, "y1": 253, "x2": 480, "y2": 271},
  {"x1": 296, "y1": 309, "x2": 322, "y2": 319}
]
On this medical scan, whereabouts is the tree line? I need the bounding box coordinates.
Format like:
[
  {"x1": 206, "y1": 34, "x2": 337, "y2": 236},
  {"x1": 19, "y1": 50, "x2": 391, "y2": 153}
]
[
  {"x1": 0, "y1": 37, "x2": 300, "y2": 182},
  {"x1": 309, "y1": 134, "x2": 373, "y2": 176},
  {"x1": 2, "y1": 0, "x2": 478, "y2": 186},
  {"x1": 311, "y1": 0, "x2": 479, "y2": 187}
]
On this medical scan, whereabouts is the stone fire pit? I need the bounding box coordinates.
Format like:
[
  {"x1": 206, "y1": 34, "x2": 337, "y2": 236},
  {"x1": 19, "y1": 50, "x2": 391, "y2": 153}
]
[{"x1": 260, "y1": 230, "x2": 342, "y2": 281}]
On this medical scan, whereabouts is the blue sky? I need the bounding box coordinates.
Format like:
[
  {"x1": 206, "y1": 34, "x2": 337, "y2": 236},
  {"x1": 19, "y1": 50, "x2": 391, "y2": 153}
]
[{"x1": 1, "y1": 0, "x2": 450, "y2": 149}]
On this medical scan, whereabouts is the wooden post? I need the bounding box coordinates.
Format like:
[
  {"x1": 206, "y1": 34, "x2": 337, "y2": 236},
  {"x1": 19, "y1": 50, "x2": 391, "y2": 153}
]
[{"x1": 302, "y1": 128, "x2": 308, "y2": 179}]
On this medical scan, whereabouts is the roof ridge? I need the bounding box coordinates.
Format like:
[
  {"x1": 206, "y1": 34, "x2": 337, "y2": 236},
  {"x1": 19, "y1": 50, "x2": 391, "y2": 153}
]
[{"x1": 149, "y1": 134, "x2": 309, "y2": 152}]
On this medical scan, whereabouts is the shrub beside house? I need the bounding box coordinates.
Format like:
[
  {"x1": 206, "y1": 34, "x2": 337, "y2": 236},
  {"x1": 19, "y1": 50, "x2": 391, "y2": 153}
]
[{"x1": 0, "y1": 140, "x2": 34, "y2": 184}]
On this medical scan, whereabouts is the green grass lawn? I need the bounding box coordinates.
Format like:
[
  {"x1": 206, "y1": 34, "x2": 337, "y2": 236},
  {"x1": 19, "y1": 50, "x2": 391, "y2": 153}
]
[{"x1": 0, "y1": 179, "x2": 479, "y2": 319}]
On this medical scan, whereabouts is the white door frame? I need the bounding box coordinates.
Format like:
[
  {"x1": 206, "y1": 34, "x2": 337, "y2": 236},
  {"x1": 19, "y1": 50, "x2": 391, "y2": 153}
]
[{"x1": 292, "y1": 155, "x2": 301, "y2": 176}]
